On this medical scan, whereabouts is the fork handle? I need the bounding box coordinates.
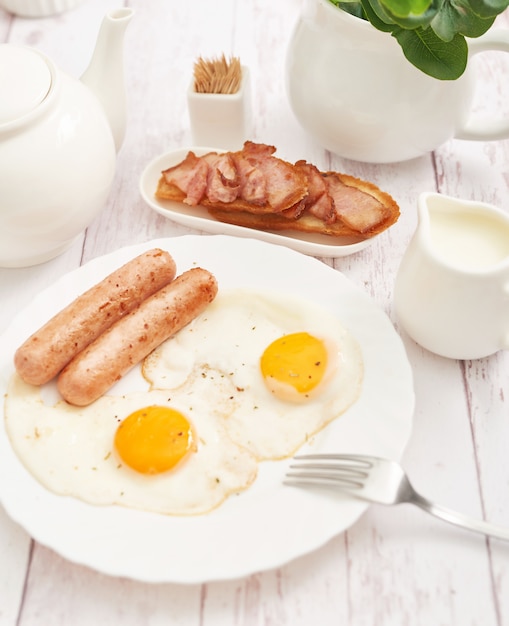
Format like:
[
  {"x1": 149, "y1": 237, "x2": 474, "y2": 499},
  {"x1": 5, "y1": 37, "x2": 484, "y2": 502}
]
[{"x1": 411, "y1": 493, "x2": 509, "y2": 541}]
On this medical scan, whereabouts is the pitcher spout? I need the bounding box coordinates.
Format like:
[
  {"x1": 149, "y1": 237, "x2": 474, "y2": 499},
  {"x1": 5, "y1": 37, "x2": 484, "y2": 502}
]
[{"x1": 81, "y1": 8, "x2": 134, "y2": 152}]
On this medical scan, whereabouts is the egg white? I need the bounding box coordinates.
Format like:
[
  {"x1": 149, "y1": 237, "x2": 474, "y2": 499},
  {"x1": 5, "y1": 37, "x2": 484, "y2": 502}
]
[
  {"x1": 5, "y1": 288, "x2": 363, "y2": 516},
  {"x1": 4, "y1": 371, "x2": 258, "y2": 516},
  {"x1": 144, "y1": 289, "x2": 364, "y2": 460}
]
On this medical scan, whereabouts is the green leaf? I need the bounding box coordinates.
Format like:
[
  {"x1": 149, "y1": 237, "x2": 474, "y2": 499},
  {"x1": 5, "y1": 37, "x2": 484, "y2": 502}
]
[
  {"x1": 466, "y1": 0, "x2": 509, "y2": 17},
  {"x1": 431, "y1": 0, "x2": 496, "y2": 38},
  {"x1": 379, "y1": 0, "x2": 433, "y2": 17},
  {"x1": 361, "y1": 0, "x2": 397, "y2": 28},
  {"x1": 326, "y1": 0, "x2": 507, "y2": 80},
  {"x1": 392, "y1": 26, "x2": 468, "y2": 79},
  {"x1": 336, "y1": 1, "x2": 366, "y2": 18},
  {"x1": 366, "y1": 0, "x2": 439, "y2": 28}
]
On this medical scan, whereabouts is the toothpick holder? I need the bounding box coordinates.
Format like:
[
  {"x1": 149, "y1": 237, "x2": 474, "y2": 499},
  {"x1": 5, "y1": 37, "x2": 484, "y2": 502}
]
[{"x1": 187, "y1": 66, "x2": 251, "y2": 151}]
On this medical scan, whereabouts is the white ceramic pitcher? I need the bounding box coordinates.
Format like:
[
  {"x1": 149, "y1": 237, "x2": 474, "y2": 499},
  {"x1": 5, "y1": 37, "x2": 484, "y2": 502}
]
[
  {"x1": 285, "y1": 0, "x2": 509, "y2": 163},
  {"x1": 394, "y1": 192, "x2": 509, "y2": 360}
]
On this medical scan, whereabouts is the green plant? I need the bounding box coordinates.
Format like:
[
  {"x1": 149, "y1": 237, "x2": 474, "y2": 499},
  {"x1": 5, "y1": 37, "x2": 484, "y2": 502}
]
[{"x1": 330, "y1": 0, "x2": 509, "y2": 79}]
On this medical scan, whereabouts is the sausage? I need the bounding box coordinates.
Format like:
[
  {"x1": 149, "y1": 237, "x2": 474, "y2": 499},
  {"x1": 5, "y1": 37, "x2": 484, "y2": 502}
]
[
  {"x1": 14, "y1": 249, "x2": 177, "y2": 386},
  {"x1": 57, "y1": 267, "x2": 218, "y2": 406}
]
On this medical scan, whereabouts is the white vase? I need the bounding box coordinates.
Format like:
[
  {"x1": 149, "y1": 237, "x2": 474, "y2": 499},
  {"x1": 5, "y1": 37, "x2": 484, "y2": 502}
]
[{"x1": 285, "y1": 0, "x2": 509, "y2": 163}]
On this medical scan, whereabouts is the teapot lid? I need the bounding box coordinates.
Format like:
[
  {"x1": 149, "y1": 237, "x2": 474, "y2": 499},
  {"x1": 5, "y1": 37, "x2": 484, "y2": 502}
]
[{"x1": 0, "y1": 45, "x2": 52, "y2": 125}]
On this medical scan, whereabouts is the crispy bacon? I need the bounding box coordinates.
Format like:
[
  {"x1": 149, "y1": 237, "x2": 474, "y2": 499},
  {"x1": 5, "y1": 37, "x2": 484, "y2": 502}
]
[
  {"x1": 231, "y1": 153, "x2": 267, "y2": 205},
  {"x1": 162, "y1": 151, "x2": 208, "y2": 206},
  {"x1": 293, "y1": 161, "x2": 336, "y2": 224},
  {"x1": 241, "y1": 142, "x2": 307, "y2": 212},
  {"x1": 203, "y1": 153, "x2": 240, "y2": 204},
  {"x1": 324, "y1": 173, "x2": 389, "y2": 233},
  {"x1": 241, "y1": 141, "x2": 276, "y2": 159},
  {"x1": 160, "y1": 142, "x2": 307, "y2": 212},
  {"x1": 155, "y1": 142, "x2": 399, "y2": 239},
  {"x1": 281, "y1": 199, "x2": 306, "y2": 220}
]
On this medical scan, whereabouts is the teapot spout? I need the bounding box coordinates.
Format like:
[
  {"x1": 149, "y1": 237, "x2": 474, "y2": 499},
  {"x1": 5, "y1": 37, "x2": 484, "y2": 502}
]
[{"x1": 81, "y1": 8, "x2": 134, "y2": 152}]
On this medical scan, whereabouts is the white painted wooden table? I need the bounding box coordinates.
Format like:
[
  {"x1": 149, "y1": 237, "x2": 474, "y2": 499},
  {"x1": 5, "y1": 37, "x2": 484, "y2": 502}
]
[{"x1": 1, "y1": 1, "x2": 509, "y2": 624}]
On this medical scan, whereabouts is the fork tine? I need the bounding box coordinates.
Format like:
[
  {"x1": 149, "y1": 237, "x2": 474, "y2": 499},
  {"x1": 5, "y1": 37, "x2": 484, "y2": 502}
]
[
  {"x1": 286, "y1": 453, "x2": 378, "y2": 490},
  {"x1": 286, "y1": 457, "x2": 373, "y2": 490},
  {"x1": 284, "y1": 471, "x2": 365, "y2": 489},
  {"x1": 288, "y1": 462, "x2": 368, "y2": 479},
  {"x1": 294, "y1": 453, "x2": 375, "y2": 468}
]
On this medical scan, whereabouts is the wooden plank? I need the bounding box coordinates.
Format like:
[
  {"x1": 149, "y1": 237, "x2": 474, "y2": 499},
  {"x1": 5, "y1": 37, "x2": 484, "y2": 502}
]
[{"x1": 0, "y1": 0, "x2": 508, "y2": 624}]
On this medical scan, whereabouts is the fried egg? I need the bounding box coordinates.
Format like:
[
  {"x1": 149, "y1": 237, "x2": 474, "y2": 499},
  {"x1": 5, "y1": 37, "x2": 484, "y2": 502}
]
[
  {"x1": 5, "y1": 287, "x2": 363, "y2": 516},
  {"x1": 4, "y1": 371, "x2": 258, "y2": 515},
  {"x1": 143, "y1": 289, "x2": 363, "y2": 460}
]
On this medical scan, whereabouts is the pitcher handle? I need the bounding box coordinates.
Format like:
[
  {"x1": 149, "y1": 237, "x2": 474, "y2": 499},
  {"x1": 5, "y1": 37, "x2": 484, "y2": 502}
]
[{"x1": 454, "y1": 30, "x2": 509, "y2": 141}]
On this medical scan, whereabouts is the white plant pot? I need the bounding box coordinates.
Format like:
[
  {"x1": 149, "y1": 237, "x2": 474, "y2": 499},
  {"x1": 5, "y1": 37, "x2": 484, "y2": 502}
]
[{"x1": 285, "y1": 0, "x2": 509, "y2": 163}]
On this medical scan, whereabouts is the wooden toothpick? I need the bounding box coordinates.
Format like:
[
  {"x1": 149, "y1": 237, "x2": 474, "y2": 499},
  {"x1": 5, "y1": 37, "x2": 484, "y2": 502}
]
[{"x1": 193, "y1": 54, "x2": 242, "y2": 95}]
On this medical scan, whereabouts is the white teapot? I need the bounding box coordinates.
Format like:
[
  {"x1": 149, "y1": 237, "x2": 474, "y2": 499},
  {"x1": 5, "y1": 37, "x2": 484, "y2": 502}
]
[{"x1": 0, "y1": 8, "x2": 133, "y2": 268}]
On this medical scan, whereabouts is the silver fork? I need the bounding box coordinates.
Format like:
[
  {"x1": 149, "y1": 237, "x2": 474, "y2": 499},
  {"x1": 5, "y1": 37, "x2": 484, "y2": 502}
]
[{"x1": 286, "y1": 453, "x2": 509, "y2": 541}]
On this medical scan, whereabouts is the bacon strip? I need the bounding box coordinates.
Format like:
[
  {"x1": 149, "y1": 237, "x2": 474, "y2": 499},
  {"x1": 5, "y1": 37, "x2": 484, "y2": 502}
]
[
  {"x1": 239, "y1": 142, "x2": 307, "y2": 212},
  {"x1": 231, "y1": 152, "x2": 267, "y2": 205},
  {"x1": 324, "y1": 173, "x2": 389, "y2": 234},
  {"x1": 155, "y1": 142, "x2": 399, "y2": 239},
  {"x1": 159, "y1": 142, "x2": 308, "y2": 213},
  {"x1": 291, "y1": 161, "x2": 336, "y2": 224},
  {"x1": 162, "y1": 151, "x2": 208, "y2": 206},
  {"x1": 203, "y1": 153, "x2": 239, "y2": 204}
]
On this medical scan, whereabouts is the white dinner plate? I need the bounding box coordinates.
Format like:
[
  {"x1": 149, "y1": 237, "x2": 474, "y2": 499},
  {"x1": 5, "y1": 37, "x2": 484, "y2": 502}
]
[
  {"x1": 0, "y1": 235, "x2": 414, "y2": 584},
  {"x1": 139, "y1": 148, "x2": 379, "y2": 258}
]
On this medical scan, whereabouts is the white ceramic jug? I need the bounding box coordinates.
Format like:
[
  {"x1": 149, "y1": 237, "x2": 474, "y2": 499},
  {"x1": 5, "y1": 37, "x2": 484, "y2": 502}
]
[
  {"x1": 0, "y1": 8, "x2": 133, "y2": 268},
  {"x1": 285, "y1": 0, "x2": 509, "y2": 163},
  {"x1": 394, "y1": 192, "x2": 509, "y2": 360}
]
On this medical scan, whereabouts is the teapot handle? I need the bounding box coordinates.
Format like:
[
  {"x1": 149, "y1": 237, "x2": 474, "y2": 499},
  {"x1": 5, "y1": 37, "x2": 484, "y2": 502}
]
[{"x1": 454, "y1": 30, "x2": 509, "y2": 142}]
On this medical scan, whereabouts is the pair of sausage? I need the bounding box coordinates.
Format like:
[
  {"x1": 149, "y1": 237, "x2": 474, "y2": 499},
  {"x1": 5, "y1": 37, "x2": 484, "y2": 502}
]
[{"x1": 14, "y1": 248, "x2": 218, "y2": 406}]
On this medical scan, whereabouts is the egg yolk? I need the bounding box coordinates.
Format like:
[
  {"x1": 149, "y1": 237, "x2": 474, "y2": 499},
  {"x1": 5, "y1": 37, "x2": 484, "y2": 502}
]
[
  {"x1": 260, "y1": 332, "x2": 328, "y2": 401},
  {"x1": 114, "y1": 406, "x2": 195, "y2": 474}
]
